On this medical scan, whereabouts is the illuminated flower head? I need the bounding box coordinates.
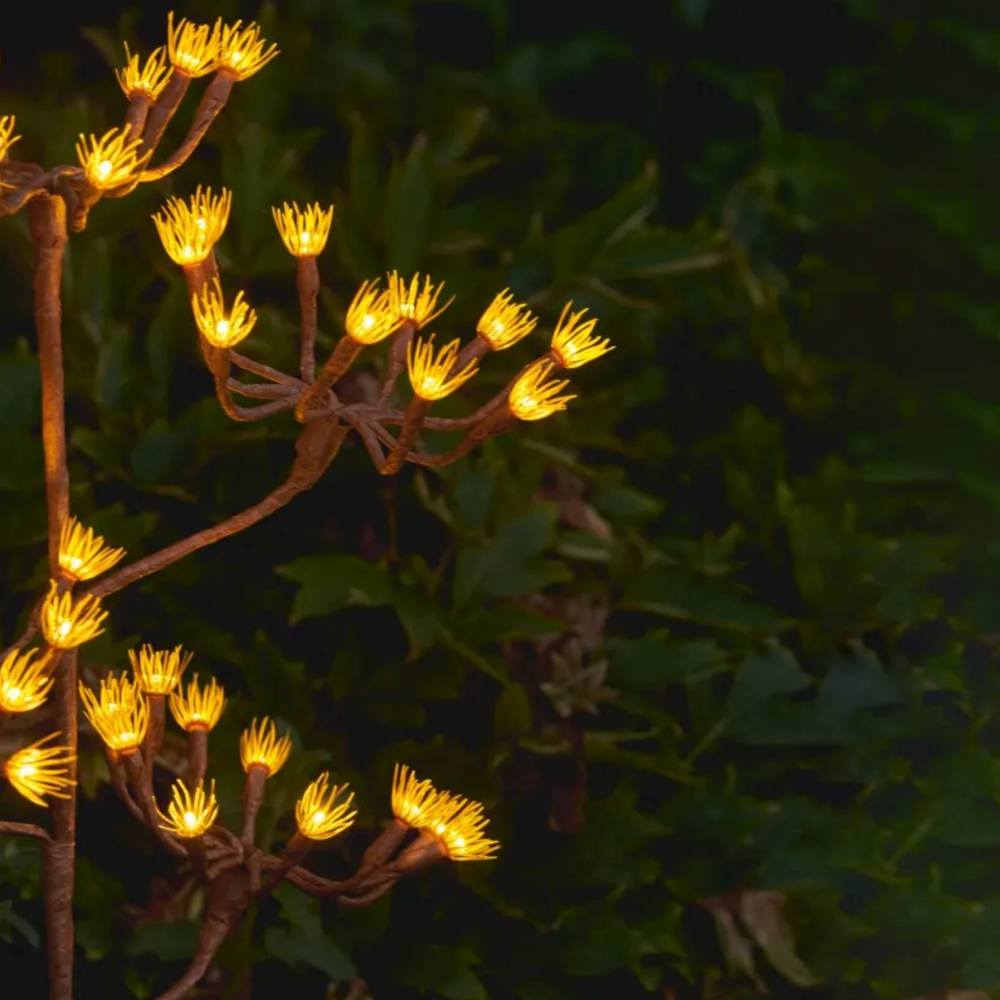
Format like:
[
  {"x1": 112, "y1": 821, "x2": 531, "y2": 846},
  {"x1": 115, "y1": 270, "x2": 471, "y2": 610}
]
[
  {"x1": 166, "y1": 12, "x2": 221, "y2": 77},
  {"x1": 508, "y1": 360, "x2": 576, "y2": 422},
  {"x1": 4, "y1": 733, "x2": 74, "y2": 808},
  {"x1": 130, "y1": 644, "x2": 192, "y2": 696},
  {"x1": 550, "y1": 302, "x2": 613, "y2": 369},
  {"x1": 58, "y1": 516, "x2": 126, "y2": 582},
  {"x1": 115, "y1": 43, "x2": 172, "y2": 100},
  {"x1": 477, "y1": 289, "x2": 538, "y2": 350},
  {"x1": 191, "y1": 277, "x2": 257, "y2": 349},
  {"x1": 169, "y1": 674, "x2": 225, "y2": 732},
  {"x1": 295, "y1": 772, "x2": 357, "y2": 841},
  {"x1": 152, "y1": 185, "x2": 231, "y2": 266},
  {"x1": 0, "y1": 647, "x2": 54, "y2": 714},
  {"x1": 426, "y1": 792, "x2": 500, "y2": 862},
  {"x1": 387, "y1": 271, "x2": 453, "y2": 329},
  {"x1": 218, "y1": 20, "x2": 279, "y2": 81},
  {"x1": 40, "y1": 581, "x2": 108, "y2": 650},
  {"x1": 240, "y1": 717, "x2": 291, "y2": 776},
  {"x1": 79, "y1": 674, "x2": 149, "y2": 754},
  {"x1": 75, "y1": 128, "x2": 150, "y2": 191},
  {"x1": 391, "y1": 763, "x2": 444, "y2": 828},
  {"x1": 158, "y1": 779, "x2": 218, "y2": 838},
  {"x1": 0, "y1": 116, "x2": 20, "y2": 161},
  {"x1": 272, "y1": 201, "x2": 333, "y2": 258},
  {"x1": 407, "y1": 335, "x2": 479, "y2": 401},
  {"x1": 345, "y1": 279, "x2": 397, "y2": 345}
]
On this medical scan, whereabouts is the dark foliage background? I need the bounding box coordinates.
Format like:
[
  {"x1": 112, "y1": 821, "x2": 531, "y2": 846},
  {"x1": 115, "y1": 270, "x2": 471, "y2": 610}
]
[{"x1": 2, "y1": 1, "x2": 1000, "y2": 997}]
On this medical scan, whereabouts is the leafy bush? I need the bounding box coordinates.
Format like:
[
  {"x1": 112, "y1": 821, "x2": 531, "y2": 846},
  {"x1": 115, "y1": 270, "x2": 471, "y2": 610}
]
[{"x1": 2, "y1": 1, "x2": 1000, "y2": 997}]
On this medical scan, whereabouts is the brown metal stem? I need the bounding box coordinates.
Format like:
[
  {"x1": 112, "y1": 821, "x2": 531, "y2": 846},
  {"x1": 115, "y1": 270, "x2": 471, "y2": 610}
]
[
  {"x1": 295, "y1": 335, "x2": 361, "y2": 421},
  {"x1": 240, "y1": 766, "x2": 267, "y2": 847},
  {"x1": 141, "y1": 70, "x2": 192, "y2": 154},
  {"x1": 297, "y1": 255, "x2": 319, "y2": 382},
  {"x1": 380, "y1": 396, "x2": 430, "y2": 475},
  {"x1": 187, "y1": 728, "x2": 208, "y2": 786},
  {"x1": 141, "y1": 73, "x2": 234, "y2": 182}
]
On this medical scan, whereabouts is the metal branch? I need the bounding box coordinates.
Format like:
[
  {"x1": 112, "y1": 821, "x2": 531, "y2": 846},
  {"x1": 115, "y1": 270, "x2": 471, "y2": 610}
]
[
  {"x1": 140, "y1": 70, "x2": 192, "y2": 155},
  {"x1": 0, "y1": 821, "x2": 52, "y2": 843},
  {"x1": 297, "y1": 255, "x2": 320, "y2": 382},
  {"x1": 140, "y1": 73, "x2": 234, "y2": 183}
]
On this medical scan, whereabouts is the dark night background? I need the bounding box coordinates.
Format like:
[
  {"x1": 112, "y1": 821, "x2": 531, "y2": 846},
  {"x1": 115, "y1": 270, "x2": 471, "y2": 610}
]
[{"x1": 3, "y1": 1, "x2": 1000, "y2": 997}]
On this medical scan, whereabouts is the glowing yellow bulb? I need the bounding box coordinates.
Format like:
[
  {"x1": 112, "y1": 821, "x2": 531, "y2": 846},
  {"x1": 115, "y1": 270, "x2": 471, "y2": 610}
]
[
  {"x1": 406, "y1": 335, "x2": 479, "y2": 401},
  {"x1": 191, "y1": 278, "x2": 257, "y2": 349},
  {"x1": 477, "y1": 289, "x2": 538, "y2": 350},
  {"x1": 0, "y1": 648, "x2": 55, "y2": 715},
  {"x1": 116, "y1": 43, "x2": 172, "y2": 100},
  {"x1": 152, "y1": 186, "x2": 232, "y2": 266},
  {"x1": 166, "y1": 12, "x2": 221, "y2": 78},
  {"x1": 158, "y1": 779, "x2": 218, "y2": 838},
  {"x1": 391, "y1": 763, "x2": 444, "y2": 827},
  {"x1": 271, "y1": 201, "x2": 334, "y2": 257},
  {"x1": 79, "y1": 674, "x2": 149, "y2": 754},
  {"x1": 76, "y1": 128, "x2": 150, "y2": 191},
  {"x1": 0, "y1": 116, "x2": 21, "y2": 164},
  {"x1": 4, "y1": 734, "x2": 74, "y2": 808},
  {"x1": 386, "y1": 271, "x2": 453, "y2": 329},
  {"x1": 169, "y1": 674, "x2": 225, "y2": 732},
  {"x1": 130, "y1": 644, "x2": 192, "y2": 696},
  {"x1": 59, "y1": 517, "x2": 126, "y2": 582},
  {"x1": 344, "y1": 279, "x2": 398, "y2": 345},
  {"x1": 295, "y1": 772, "x2": 357, "y2": 840},
  {"x1": 240, "y1": 717, "x2": 291, "y2": 776},
  {"x1": 40, "y1": 581, "x2": 108, "y2": 650},
  {"x1": 218, "y1": 20, "x2": 279, "y2": 80},
  {"x1": 508, "y1": 360, "x2": 576, "y2": 422},
  {"x1": 550, "y1": 302, "x2": 613, "y2": 368}
]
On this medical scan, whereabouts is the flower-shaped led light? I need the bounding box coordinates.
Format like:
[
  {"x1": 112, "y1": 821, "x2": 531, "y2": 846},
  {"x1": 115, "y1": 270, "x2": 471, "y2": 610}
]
[
  {"x1": 271, "y1": 201, "x2": 333, "y2": 258},
  {"x1": 40, "y1": 582, "x2": 108, "y2": 650},
  {"x1": 477, "y1": 289, "x2": 538, "y2": 350},
  {"x1": 508, "y1": 360, "x2": 576, "y2": 422},
  {"x1": 0, "y1": 647, "x2": 54, "y2": 714},
  {"x1": 391, "y1": 763, "x2": 444, "y2": 828},
  {"x1": 387, "y1": 271, "x2": 453, "y2": 329},
  {"x1": 427, "y1": 792, "x2": 500, "y2": 862},
  {"x1": 295, "y1": 772, "x2": 357, "y2": 841},
  {"x1": 79, "y1": 674, "x2": 149, "y2": 754},
  {"x1": 115, "y1": 43, "x2": 172, "y2": 100},
  {"x1": 191, "y1": 278, "x2": 257, "y2": 349},
  {"x1": 166, "y1": 11, "x2": 221, "y2": 78},
  {"x1": 169, "y1": 674, "x2": 225, "y2": 732},
  {"x1": 407, "y1": 335, "x2": 479, "y2": 401},
  {"x1": 4, "y1": 733, "x2": 75, "y2": 808},
  {"x1": 76, "y1": 128, "x2": 150, "y2": 191},
  {"x1": 344, "y1": 279, "x2": 397, "y2": 345},
  {"x1": 158, "y1": 778, "x2": 218, "y2": 838},
  {"x1": 152, "y1": 186, "x2": 231, "y2": 266},
  {"x1": 58, "y1": 516, "x2": 126, "y2": 582},
  {"x1": 218, "y1": 20, "x2": 279, "y2": 81},
  {"x1": 240, "y1": 717, "x2": 291, "y2": 776},
  {"x1": 130, "y1": 644, "x2": 192, "y2": 696},
  {"x1": 550, "y1": 302, "x2": 613, "y2": 369},
  {"x1": 0, "y1": 116, "x2": 20, "y2": 161}
]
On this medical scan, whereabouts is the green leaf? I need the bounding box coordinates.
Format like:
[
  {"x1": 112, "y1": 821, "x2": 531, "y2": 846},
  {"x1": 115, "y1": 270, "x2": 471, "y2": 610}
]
[
  {"x1": 384, "y1": 134, "x2": 433, "y2": 272},
  {"x1": 397, "y1": 944, "x2": 487, "y2": 1000},
  {"x1": 278, "y1": 554, "x2": 394, "y2": 622}
]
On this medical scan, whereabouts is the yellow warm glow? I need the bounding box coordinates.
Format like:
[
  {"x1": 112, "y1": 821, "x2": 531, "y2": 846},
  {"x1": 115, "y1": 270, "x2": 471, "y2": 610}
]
[
  {"x1": 158, "y1": 778, "x2": 218, "y2": 838},
  {"x1": 387, "y1": 271, "x2": 453, "y2": 329},
  {"x1": 79, "y1": 674, "x2": 149, "y2": 754},
  {"x1": 75, "y1": 128, "x2": 150, "y2": 191},
  {"x1": 166, "y1": 12, "x2": 221, "y2": 77},
  {"x1": 477, "y1": 289, "x2": 538, "y2": 350},
  {"x1": 406, "y1": 335, "x2": 479, "y2": 401},
  {"x1": 507, "y1": 360, "x2": 576, "y2": 422},
  {"x1": 272, "y1": 201, "x2": 334, "y2": 257},
  {"x1": 191, "y1": 277, "x2": 257, "y2": 349},
  {"x1": 345, "y1": 279, "x2": 398, "y2": 345},
  {"x1": 0, "y1": 116, "x2": 20, "y2": 162},
  {"x1": 550, "y1": 302, "x2": 613, "y2": 368},
  {"x1": 58, "y1": 516, "x2": 126, "y2": 582},
  {"x1": 426, "y1": 792, "x2": 500, "y2": 862},
  {"x1": 240, "y1": 717, "x2": 291, "y2": 776},
  {"x1": 218, "y1": 21, "x2": 279, "y2": 80},
  {"x1": 115, "y1": 43, "x2": 173, "y2": 100},
  {"x1": 295, "y1": 772, "x2": 357, "y2": 840},
  {"x1": 169, "y1": 674, "x2": 226, "y2": 732},
  {"x1": 130, "y1": 644, "x2": 192, "y2": 696},
  {"x1": 40, "y1": 581, "x2": 108, "y2": 650},
  {"x1": 391, "y1": 763, "x2": 444, "y2": 828},
  {"x1": 0, "y1": 647, "x2": 54, "y2": 714},
  {"x1": 4, "y1": 733, "x2": 75, "y2": 808},
  {"x1": 152, "y1": 186, "x2": 231, "y2": 265}
]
